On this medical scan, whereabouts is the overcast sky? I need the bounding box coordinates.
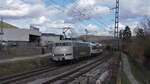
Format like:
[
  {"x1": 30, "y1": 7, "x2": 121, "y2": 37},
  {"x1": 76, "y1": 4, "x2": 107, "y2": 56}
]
[{"x1": 0, "y1": 0, "x2": 149, "y2": 36}]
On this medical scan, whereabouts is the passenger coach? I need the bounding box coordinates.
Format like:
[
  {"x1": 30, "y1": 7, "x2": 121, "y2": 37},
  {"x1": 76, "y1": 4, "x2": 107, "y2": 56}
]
[{"x1": 89, "y1": 42, "x2": 103, "y2": 56}]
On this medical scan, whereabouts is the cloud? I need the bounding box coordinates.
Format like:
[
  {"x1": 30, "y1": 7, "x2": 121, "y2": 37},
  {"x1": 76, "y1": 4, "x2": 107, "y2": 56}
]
[
  {"x1": 0, "y1": 0, "x2": 149, "y2": 37},
  {"x1": 0, "y1": 0, "x2": 45, "y2": 19},
  {"x1": 0, "y1": 0, "x2": 61, "y2": 20},
  {"x1": 32, "y1": 16, "x2": 48, "y2": 24},
  {"x1": 98, "y1": 0, "x2": 150, "y2": 20},
  {"x1": 120, "y1": 0, "x2": 150, "y2": 19},
  {"x1": 127, "y1": 21, "x2": 139, "y2": 35},
  {"x1": 46, "y1": 20, "x2": 74, "y2": 28},
  {"x1": 39, "y1": 20, "x2": 74, "y2": 33},
  {"x1": 39, "y1": 22, "x2": 107, "y2": 36},
  {"x1": 67, "y1": 0, "x2": 150, "y2": 21},
  {"x1": 84, "y1": 24, "x2": 103, "y2": 35},
  {"x1": 72, "y1": 24, "x2": 110, "y2": 36},
  {"x1": 104, "y1": 22, "x2": 139, "y2": 36},
  {"x1": 1, "y1": 0, "x2": 149, "y2": 22},
  {"x1": 64, "y1": 0, "x2": 110, "y2": 23},
  {"x1": 24, "y1": 0, "x2": 45, "y2": 4}
]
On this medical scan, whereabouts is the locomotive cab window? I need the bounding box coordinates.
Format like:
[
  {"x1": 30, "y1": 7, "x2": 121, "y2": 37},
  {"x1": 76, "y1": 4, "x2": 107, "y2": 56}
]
[{"x1": 92, "y1": 46, "x2": 99, "y2": 49}]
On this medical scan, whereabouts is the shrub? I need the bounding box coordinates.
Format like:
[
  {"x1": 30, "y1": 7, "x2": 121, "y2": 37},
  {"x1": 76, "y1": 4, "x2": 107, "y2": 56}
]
[
  {"x1": 0, "y1": 57, "x2": 51, "y2": 77},
  {"x1": 144, "y1": 45, "x2": 150, "y2": 70},
  {"x1": 105, "y1": 44, "x2": 112, "y2": 51},
  {"x1": 0, "y1": 44, "x2": 3, "y2": 50}
]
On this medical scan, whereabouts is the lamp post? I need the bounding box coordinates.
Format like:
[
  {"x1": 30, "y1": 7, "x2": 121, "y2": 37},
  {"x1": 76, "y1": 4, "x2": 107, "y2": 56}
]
[{"x1": 0, "y1": 18, "x2": 4, "y2": 43}]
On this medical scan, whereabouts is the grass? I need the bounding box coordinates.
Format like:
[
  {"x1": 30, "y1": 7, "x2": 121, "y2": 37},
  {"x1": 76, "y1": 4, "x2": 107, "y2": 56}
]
[
  {"x1": 121, "y1": 55, "x2": 132, "y2": 84},
  {"x1": 0, "y1": 53, "x2": 43, "y2": 60},
  {"x1": 0, "y1": 57, "x2": 51, "y2": 77},
  {"x1": 0, "y1": 21, "x2": 18, "y2": 29},
  {"x1": 122, "y1": 39, "x2": 150, "y2": 84},
  {"x1": 121, "y1": 71, "x2": 132, "y2": 84},
  {"x1": 129, "y1": 59, "x2": 150, "y2": 84},
  {"x1": 0, "y1": 48, "x2": 46, "y2": 60}
]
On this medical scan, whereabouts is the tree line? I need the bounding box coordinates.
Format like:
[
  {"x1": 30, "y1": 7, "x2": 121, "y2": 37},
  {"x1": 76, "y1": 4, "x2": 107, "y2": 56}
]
[{"x1": 120, "y1": 17, "x2": 150, "y2": 70}]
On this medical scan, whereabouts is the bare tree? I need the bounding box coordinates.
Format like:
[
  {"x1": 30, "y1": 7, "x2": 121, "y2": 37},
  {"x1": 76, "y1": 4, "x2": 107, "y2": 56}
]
[
  {"x1": 119, "y1": 29, "x2": 124, "y2": 39},
  {"x1": 141, "y1": 17, "x2": 150, "y2": 29},
  {"x1": 141, "y1": 17, "x2": 150, "y2": 38},
  {"x1": 134, "y1": 27, "x2": 145, "y2": 40}
]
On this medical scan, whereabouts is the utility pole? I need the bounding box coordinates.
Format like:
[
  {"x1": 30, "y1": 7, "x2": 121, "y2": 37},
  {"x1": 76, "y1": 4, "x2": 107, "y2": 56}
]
[
  {"x1": 0, "y1": 17, "x2": 4, "y2": 43},
  {"x1": 113, "y1": 1, "x2": 121, "y2": 84},
  {"x1": 85, "y1": 29, "x2": 88, "y2": 42},
  {"x1": 114, "y1": 0, "x2": 120, "y2": 50}
]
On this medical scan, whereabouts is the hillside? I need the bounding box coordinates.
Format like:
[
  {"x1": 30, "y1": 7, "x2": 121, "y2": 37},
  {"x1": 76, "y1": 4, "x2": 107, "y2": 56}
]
[
  {"x1": 0, "y1": 21, "x2": 18, "y2": 29},
  {"x1": 78, "y1": 35, "x2": 113, "y2": 42}
]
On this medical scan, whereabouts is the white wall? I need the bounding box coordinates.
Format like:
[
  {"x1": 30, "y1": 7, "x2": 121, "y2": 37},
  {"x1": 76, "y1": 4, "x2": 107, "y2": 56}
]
[
  {"x1": 2, "y1": 28, "x2": 29, "y2": 41},
  {"x1": 41, "y1": 35, "x2": 60, "y2": 46},
  {"x1": 0, "y1": 28, "x2": 41, "y2": 42}
]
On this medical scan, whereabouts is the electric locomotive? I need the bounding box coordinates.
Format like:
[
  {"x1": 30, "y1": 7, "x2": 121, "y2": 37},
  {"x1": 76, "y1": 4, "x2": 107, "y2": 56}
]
[{"x1": 51, "y1": 40, "x2": 90, "y2": 61}]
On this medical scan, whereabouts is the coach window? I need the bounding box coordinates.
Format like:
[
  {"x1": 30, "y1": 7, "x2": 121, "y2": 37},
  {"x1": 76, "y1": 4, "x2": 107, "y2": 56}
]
[
  {"x1": 56, "y1": 43, "x2": 60, "y2": 46},
  {"x1": 63, "y1": 42, "x2": 71, "y2": 46},
  {"x1": 73, "y1": 43, "x2": 77, "y2": 46}
]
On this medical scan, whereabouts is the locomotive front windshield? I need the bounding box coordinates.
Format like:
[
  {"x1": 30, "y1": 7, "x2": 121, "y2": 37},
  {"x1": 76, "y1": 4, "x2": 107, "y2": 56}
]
[
  {"x1": 55, "y1": 42, "x2": 72, "y2": 46},
  {"x1": 92, "y1": 46, "x2": 101, "y2": 49}
]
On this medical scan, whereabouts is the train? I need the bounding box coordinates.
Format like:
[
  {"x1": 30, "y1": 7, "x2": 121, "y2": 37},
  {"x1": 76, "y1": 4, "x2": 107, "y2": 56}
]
[
  {"x1": 89, "y1": 42, "x2": 103, "y2": 56},
  {"x1": 51, "y1": 40, "x2": 103, "y2": 62}
]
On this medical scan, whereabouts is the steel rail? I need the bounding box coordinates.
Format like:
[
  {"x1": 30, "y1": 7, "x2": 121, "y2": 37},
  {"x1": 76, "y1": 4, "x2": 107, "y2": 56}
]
[
  {"x1": 42, "y1": 55, "x2": 108, "y2": 84},
  {"x1": 0, "y1": 65, "x2": 58, "y2": 84}
]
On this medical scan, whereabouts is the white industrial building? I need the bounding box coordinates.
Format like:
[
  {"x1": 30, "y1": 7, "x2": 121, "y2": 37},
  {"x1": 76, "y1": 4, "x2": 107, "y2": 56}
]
[
  {"x1": 0, "y1": 27, "x2": 63, "y2": 46},
  {"x1": 0, "y1": 28, "x2": 41, "y2": 46},
  {"x1": 41, "y1": 33, "x2": 61, "y2": 46}
]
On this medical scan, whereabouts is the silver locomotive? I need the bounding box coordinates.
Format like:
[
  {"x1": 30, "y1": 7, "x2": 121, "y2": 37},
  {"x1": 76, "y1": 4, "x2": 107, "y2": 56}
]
[{"x1": 52, "y1": 40, "x2": 91, "y2": 61}]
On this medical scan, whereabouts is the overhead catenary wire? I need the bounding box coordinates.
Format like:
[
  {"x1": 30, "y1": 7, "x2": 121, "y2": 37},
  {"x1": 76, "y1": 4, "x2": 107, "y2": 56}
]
[
  {"x1": 50, "y1": 0, "x2": 112, "y2": 28},
  {"x1": 85, "y1": 0, "x2": 115, "y2": 34},
  {"x1": 49, "y1": 0, "x2": 116, "y2": 36}
]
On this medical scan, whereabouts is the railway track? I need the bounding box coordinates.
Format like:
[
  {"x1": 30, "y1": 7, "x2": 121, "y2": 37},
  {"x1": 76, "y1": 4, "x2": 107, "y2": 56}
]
[
  {"x1": 42, "y1": 55, "x2": 109, "y2": 84},
  {"x1": 0, "y1": 64, "x2": 59, "y2": 84},
  {"x1": 0, "y1": 52, "x2": 109, "y2": 84}
]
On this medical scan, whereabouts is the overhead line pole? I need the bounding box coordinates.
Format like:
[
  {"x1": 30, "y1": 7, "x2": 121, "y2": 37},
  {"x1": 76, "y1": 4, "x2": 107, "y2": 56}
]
[
  {"x1": 0, "y1": 17, "x2": 4, "y2": 43},
  {"x1": 114, "y1": 1, "x2": 121, "y2": 84},
  {"x1": 85, "y1": 29, "x2": 88, "y2": 41},
  {"x1": 114, "y1": 0, "x2": 120, "y2": 50}
]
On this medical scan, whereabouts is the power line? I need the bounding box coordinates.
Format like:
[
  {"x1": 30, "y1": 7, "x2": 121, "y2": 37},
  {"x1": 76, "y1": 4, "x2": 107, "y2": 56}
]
[
  {"x1": 49, "y1": 0, "x2": 101, "y2": 28},
  {"x1": 84, "y1": 0, "x2": 115, "y2": 32},
  {"x1": 49, "y1": 0, "x2": 116, "y2": 36},
  {"x1": 50, "y1": 0, "x2": 110, "y2": 26}
]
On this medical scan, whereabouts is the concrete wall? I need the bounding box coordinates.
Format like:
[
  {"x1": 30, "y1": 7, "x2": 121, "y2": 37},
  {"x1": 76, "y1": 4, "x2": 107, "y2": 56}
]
[
  {"x1": 1, "y1": 28, "x2": 29, "y2": 41},
  {"x1": 41, "y1": 35, "x2": 60, "y2": 46},
  {"x1": 0, "y1": 28, "x2": 41, "y2": 42}
]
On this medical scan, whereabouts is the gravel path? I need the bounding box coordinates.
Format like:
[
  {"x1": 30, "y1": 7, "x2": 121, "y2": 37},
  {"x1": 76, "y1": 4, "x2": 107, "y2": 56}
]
[
  {"x1": 0, "y1": 53, "x2": 51, "y2": 63},
  {"x1": 122, "y1": 53, "x2": 139, "y2": 84}
]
